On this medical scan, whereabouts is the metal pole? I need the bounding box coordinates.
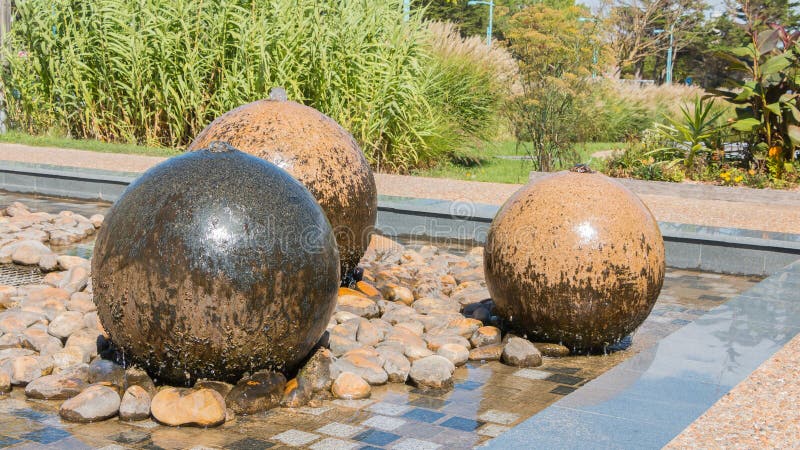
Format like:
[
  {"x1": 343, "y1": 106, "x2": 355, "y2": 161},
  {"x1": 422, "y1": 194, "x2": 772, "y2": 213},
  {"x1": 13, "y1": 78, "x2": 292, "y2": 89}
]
[
  {"x1": 403, "y1": 0, "x2": 410, "y2": 22},
  {"x1": 487, "y1": 1, "x2": 493, "y2": 46},
  {"x1": 666, "y1": 27, "x2": 674, "y2": 84}
]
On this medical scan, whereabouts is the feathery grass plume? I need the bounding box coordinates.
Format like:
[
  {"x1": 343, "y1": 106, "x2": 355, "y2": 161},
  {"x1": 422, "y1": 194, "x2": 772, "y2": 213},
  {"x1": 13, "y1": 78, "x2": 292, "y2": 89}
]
[{"x1": 0, "y1": 0, "x2": 510, "y2": 172}]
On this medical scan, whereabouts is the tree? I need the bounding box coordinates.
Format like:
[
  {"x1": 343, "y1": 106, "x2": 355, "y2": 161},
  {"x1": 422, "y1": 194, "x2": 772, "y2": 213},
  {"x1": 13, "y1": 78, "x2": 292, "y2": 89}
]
[
  {"x1": 417, "y1": 0, "x2": 566, "y2": 40},
  {"x1": 601, "y1": 0, "x2": 708, "y2": 79},
  {"x1": 505, "y1": 4, "x2": 599, "y2": 171}
]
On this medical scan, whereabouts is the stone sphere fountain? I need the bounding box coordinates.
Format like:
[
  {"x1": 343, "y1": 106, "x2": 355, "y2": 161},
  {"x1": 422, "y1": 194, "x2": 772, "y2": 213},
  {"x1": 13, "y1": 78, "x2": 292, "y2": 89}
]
[
  {"x1": 92, "y1": 143, "x2": 340, "y2": 384},
  {"x1": 483, "y1": 168, "x2": 665, "y2": 351},
  {"x1": 188, "y1": 92, "x2": 377, "y2": 279}
]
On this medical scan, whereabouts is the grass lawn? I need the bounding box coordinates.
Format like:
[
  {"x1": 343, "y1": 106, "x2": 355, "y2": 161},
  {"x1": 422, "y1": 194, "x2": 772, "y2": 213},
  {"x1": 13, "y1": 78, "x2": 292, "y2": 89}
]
[
  {"x1": 0, "y1": 131, "x2": 182, "y2": 157},
  {"x1": 412, "y1": 141, "x2": 626, "y2": 184}
]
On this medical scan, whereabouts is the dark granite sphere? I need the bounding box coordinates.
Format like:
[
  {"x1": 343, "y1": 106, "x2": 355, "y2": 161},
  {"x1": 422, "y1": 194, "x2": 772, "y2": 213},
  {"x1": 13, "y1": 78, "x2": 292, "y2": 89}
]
[
  {"x1": 484, "y1": 170, "x2": 665, "y2": 352},
  {"x1": 189, "y1": 98, "x2": 377, "y2": 279},
  {"x1": 91, "y1": 143, "x2": 340, "y2": 384}
]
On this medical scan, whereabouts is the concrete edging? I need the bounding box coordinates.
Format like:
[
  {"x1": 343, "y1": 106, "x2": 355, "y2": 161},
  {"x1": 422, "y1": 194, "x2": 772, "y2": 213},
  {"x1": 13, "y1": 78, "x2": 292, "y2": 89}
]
[{"x1": 2, "y1": 160, "x2": 799, "y2": 276}]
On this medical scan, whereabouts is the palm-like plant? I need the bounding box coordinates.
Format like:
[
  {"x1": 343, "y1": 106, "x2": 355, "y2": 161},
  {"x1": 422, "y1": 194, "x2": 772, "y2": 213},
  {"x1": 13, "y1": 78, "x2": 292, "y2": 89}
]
[{"x1": 649, "y1": 96, "x2": 726, "y2": 171}]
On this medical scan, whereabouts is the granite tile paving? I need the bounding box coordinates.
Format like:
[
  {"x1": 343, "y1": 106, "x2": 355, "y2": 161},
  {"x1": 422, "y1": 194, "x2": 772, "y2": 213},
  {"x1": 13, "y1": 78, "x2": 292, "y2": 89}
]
[{"x1": 0, "y1": 269, "x2": 757, "y2": 449}]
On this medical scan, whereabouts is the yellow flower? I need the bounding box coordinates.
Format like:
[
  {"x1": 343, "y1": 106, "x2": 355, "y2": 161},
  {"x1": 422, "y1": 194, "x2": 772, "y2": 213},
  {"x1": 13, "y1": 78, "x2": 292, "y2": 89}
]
[
  {"x1": 748, "y1": 169, "x2": 756, "y2": 176},
  {"x1": 734, "y1": 175, "x2": 743, "y2": 183}
]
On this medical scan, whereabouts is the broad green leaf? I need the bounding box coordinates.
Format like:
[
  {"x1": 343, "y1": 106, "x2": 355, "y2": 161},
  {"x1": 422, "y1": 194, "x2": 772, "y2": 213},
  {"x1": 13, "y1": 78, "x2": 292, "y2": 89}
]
[
  {"x1": 766, "y1": 102, "x2": 782, "y2": 115},
  {"x1": 787, "y1": 104, "x2": 800, "y2": 122},
  {"x1": 733, "y1": 86, "x2": 754, "y2": 101},
  {"x1": 730, "y1": 46, "x2": 754, "y2": 58},
  {"x1": 760, "y1": 54, "x2": 791, "y2": 76},
  {"x1": 732, "y1": 117, "x2": 761, "y2": 132},
  {"x1": 788, "y1": 125, "x2": 800, "y2": 146}
]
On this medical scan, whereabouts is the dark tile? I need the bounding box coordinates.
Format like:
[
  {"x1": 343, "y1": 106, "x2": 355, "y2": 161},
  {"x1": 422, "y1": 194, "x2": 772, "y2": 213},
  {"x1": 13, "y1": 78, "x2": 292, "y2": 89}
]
[
  {"x1": 440, "y1": 416, "x2": 484, "y2": 431},
  {"x1": 228, "y1": 437, "x2": 275, "y2": 450},
  {"x1": 454, "y1": 380, "x2": 482, "y2": 391},
  {"x1": 408, "y1": 397, "x2": 450, "y2": 409},
  {"x1": 352, "y1": 430, "x2": 401, "y2": 446},
  {"x1": 402, "y1": 408, "x2": 445, "y2": 423},
  {"x1": 140, "y1": 441, "x2": 167, "y2": 450},
  {"x1": 550, "y1": 386, "x2": 577, "y2": 395},
  {"x1": 358, "y1": 447, "x2": 384, "y2": 450},
  {"x1": 13, "y1": 409, "x2": 49, "y2": 422},
  {"x1": 670, "y1": 318, "x2": 691, "y2": 326},
  {"x1": 110, "y1": 430, "x2": 150, "y2": 445},
  {"x1": 685, "y1": 309, "x2": 706, "y2": 316},
  {"x1": 410, "y1": 387, "x2": 451, "y2": 397},
  {"x1": 0, "y1": 436, "x2": 22, "y2": 448},
  {"x1": 546, "y1": 367, "x2": 581, "y2": 375},
  {"x1": 20, "y1": 427, "x2": 71, "y2": 445},
  {"x1": 699, "y1": 294, "x2": 725, "y2": 301},
  {"x1": 545, "y1": 373, "x2": 584, "y2": 386}
]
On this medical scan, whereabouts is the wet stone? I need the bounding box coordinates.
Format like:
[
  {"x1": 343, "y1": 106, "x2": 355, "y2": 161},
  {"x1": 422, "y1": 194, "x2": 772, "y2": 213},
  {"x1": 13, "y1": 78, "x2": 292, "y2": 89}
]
[
  {"x1": 297, "y1": 347, "x2": 333, "y2": 393},
  {"x1": 329, "y1": 334, "x2": 362, "y2": 357},
  {"x1": 534, "y1": 342, "x2": 570, "y2": 357},
  {"x1": 437, "y1": 343, "x2": 469, "y2": 367},
  {"x1": 281, "y1": 378, "x2": 312, "y2": 408},
  {"x1": 52, "y1": 346, "x2": 89, "y2": 369},
  {"x1": 124, "y1": 366, "x2": 156, "y2": 396},
  {"x1": 502, "y1": 337, "x2": 543, "y2": 367},
  {"x1": 376, "y1": 347, "x2": 410, "y2": 383},
  {"x1": 67, "y1": 292, "x2": 96, "y2": 313},
  {"x1": 0, "y1": 369, "x2": 11, "y2": 392},
  {"x1": 48, "y1": 311, "x2": 85, "y2": 340},
  {"x1": 337, "y1": 295, "x2": 380, "y2": 318},
  {"x1": 409, "y1": 355, "x2": 455, "y2": 389},
  {"x1": 226, "y1": 370, "x2": 287, "y2": 415},
  {"x1": 25, "y1": 373, "x2": 86, "y2": 399},
  {"x1": 356, "y1": 320, "x2": 384, "y2": 346},
  {"x1": 59, "y1": 384, "x2": 121, "y2": 423},
  {"x1": 332, "y1": 372, "x2": 371, "y2": 400},
  {"x1": 119, "y1": 385, "x2": 151, "y2": 421},
  {"x1": 88, "y1": 359, "x2": 125, "y2": 390},
  {"x1": 151, "y1": 387, "x2": 226, "y2": 427},
  {"x1": 470, "y1": 326, "x2": 502, "y2": 348},
  {"x1": 332, "y1": 350, "x2": 388, "y2": 385},
  {"x1": 194, "y1": 379, "x2": 233, "y2": 398},
  {"x1": 468, "y1": 344, "x2": 504, "y2": 362}
]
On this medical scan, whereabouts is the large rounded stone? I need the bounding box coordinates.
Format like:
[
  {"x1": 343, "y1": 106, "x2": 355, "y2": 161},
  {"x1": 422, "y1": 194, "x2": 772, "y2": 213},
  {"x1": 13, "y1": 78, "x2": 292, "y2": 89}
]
[
  {"x1": 92, "y1": 144, "x2": 340, "y2": 384},
  {"x1": 484, "y1": 170, "x2": 665, "y2": 351},
  {"x1": 189, "y1": 97, "x2": 377, "y2": 278}
]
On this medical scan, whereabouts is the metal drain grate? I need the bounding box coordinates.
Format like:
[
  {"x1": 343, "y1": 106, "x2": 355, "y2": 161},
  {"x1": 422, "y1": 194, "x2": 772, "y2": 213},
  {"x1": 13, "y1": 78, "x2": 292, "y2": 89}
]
[{"x1": 0, "y1": 264, "x2": 44, "y2": 287}]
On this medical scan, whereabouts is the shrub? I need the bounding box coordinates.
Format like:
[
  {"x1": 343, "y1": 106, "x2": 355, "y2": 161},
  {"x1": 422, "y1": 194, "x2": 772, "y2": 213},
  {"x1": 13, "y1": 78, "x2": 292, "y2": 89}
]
[{"x1": 0, "y1": 0, "x2": 510, "y2": 172}]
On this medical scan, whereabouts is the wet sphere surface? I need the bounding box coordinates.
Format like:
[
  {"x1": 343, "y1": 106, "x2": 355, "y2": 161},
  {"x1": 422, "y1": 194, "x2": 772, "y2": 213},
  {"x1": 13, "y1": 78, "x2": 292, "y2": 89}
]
[
  {"x1": 484, "y1": 171, "x2": 665, "y2": 351},
  {"x1": 189, "y1": 99, "x2": 377, "y2": 278},
  {"x1": 92, "y1": 145, "x2": 340, "y2": 384}
]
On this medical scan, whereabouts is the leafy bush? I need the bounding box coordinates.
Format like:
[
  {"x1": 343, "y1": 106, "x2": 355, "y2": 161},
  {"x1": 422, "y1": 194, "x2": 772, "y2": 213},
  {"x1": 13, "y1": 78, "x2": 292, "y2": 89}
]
[
  {"x1": 649, "y1": 96, "x2": 726, "y2": 172},
  {"x1": 713, "y1": 22, "x2": 800, "y2": 179},
  {"x1": 0, "y1": 0, "x2": 510, "y2": 172}
]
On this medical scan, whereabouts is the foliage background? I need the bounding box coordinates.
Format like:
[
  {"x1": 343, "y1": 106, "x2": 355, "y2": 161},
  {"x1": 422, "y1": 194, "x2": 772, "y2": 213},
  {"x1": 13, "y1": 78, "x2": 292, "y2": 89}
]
[{"x1": 0, "y1": 0, "x2": 512, "y2": 172}]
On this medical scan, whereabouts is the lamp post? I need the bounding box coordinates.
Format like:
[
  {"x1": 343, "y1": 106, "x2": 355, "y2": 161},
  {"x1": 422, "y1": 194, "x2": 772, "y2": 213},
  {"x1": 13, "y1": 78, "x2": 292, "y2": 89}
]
[
  {"x1": 578, "y1": 17, "x2": 598, "y2": 78},
  {"x1": 653, "y1": 24, "x2": 675, "y2": 84},
  {"x1": 467, "y1": 0, "x2": 494, "y2": 46}
]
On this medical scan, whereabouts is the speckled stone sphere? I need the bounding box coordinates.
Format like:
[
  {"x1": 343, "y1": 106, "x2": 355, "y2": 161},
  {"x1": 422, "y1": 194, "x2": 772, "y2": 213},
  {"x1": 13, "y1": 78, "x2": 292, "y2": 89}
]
[
  {"x1": 92, "y1": 144, "x2": 340, "y2": 384},
  {"x1": 484, "y1": 170, "x2": 665, "y2": 352},
  {"x1": 189, "y1": 98, "x2": 377, "y2": 278}
]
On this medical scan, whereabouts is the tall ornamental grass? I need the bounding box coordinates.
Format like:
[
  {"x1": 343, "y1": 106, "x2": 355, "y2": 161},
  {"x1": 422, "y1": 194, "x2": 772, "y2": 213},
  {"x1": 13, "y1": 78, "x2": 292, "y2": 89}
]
[{"x1": 1, "y1": 0, "x2": 510, "y2": 171}]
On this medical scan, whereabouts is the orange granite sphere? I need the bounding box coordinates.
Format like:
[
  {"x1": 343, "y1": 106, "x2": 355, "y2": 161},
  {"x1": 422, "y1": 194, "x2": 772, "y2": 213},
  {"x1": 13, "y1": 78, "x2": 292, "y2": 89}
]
[
  {"x1": 483, "y1": 170, "x2": 665, "y2": 352},
  {"x1": 189, "y1": 98, "x2": 377, "y2": 278}
]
